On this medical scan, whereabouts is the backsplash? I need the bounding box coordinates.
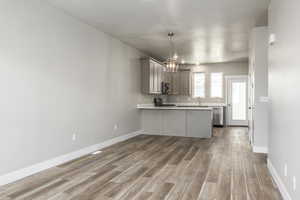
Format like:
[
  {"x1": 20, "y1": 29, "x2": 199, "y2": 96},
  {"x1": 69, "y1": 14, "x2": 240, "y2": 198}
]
[
  {"x1": 138, "y1": 94, "x2": 168, "y2": 104},
  {"x1": 166, "y1": 95, "x2": 226, "y2": 104}
]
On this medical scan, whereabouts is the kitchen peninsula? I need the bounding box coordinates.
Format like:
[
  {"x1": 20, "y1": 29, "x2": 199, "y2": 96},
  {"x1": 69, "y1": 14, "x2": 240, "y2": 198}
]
[{"x1": 137, "y1": 105, "x2": 213, "y2": 138}]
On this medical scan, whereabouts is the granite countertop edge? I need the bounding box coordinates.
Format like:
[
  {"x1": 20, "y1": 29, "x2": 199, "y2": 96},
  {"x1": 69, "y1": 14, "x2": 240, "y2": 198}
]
[{"x1": 137, "y1": 104, "x2": 213, "y2": 111}]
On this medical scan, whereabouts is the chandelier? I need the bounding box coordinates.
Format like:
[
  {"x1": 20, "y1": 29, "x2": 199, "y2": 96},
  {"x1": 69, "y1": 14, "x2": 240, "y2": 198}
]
[{"x1": 165, "y1": 32, "x2": 179, "y2": 72}]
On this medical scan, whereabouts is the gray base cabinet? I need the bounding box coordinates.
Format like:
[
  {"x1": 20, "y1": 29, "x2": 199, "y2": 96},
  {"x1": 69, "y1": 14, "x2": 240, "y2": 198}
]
[
  {"x1": 141, "y1": 109, "x2": 212, "y2": 138},
  {"x1": 141, "y1": 110, "x2": 163, "y2": 133},
  {"x1": 162, "y1": 110, "x2": 186, "y2": 137},
  {"x1": 186, "y1": 110, "x2": 213, "y2": 138}
]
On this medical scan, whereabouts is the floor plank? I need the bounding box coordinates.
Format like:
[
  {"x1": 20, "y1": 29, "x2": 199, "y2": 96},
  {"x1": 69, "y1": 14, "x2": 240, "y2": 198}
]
[{"x1": 0, "y1": 127, "x2": 282, "y2": 200}]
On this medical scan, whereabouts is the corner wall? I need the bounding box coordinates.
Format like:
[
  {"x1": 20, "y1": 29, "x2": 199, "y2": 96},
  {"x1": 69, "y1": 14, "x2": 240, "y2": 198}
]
[
  {"x1": 249, "y1": 27, "x2": 269, "y2": 153},
  {"x1": 269, "y1": 0, "x2": 300, "y2": 199},
  {"x1": 0, "y1": 0, "x2": 145, "y2": 176}
]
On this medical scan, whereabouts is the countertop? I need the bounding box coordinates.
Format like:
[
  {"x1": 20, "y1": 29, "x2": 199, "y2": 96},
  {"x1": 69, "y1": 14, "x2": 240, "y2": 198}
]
[
  {"x1": 172, "y1": 102, "x2": 227, "y2": 107},
  {"x1": 137, "y1": 104, "x2": 213, "y2": 111}
]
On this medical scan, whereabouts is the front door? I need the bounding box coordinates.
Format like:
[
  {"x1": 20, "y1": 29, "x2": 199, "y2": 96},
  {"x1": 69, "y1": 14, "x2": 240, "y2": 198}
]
[{"x1": 226, "y1": 76, "x2": 248, "y2": 126}]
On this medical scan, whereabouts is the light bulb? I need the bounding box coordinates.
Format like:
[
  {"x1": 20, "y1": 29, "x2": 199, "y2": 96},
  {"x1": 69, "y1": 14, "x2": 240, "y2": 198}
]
[{"x1": 173, "y1": 54, "x2": 178, "y2": 60}]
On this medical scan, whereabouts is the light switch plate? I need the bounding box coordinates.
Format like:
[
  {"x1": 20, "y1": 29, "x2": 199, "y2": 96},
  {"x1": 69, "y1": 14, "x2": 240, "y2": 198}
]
[
  {"x1": 259, "y1": 96, "x2": 269, "y2": 103},
  {"x1": 72, "y1": 133, "x2": 76, "y2": 141},
  {"x1": 269, "y1": 33, "x2": 276, "y2": 45},
  {"x1": 284, "y1": 164, "x2": 288, "y2": 177},
  {"x1": 114, "y1": 124, "x2": 118, "y2": 131}
]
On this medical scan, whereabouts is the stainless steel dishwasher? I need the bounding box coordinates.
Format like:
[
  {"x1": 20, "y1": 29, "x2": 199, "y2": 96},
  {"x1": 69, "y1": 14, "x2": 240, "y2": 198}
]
[{"x1": 212, "y1": 107, "x2": 225, "y2": 127}]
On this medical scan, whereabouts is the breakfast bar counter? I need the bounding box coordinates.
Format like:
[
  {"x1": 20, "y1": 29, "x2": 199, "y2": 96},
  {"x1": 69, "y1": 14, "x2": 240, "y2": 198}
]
[
  {"x1": 137, "y1": 104, "x2": 213, "y2": 111},
  {"x1": 137, "y1": 104, "x2": 213, "y2": 138}
]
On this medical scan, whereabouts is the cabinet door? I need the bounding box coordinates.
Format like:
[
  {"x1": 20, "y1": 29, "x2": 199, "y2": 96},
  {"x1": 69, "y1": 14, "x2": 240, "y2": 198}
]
[
  {"x1": 149, "y1": 61, "x2": 155, "y2": 93},
  {"x1": 186, "y1": 111, "x2": 212, "y2": 138},
  {"x1": 163, "y1": 72, "x2": 171, "y2": 84},
  {"x1": 179, "y1": 71, "x2": 191, "y2": 96},
  {"x1": 149, "y1": 61, "x2": 162, "y2": 94},
  {"x1": 156, "y1": 63, "x2": 163, "y2": 93},
  {"x1": 141, "y1": 110, "x2": 163, "y2": 134},
  {"x1": 171, "y1": 72, "x2": 180, "y2": 95},
  {"x1": 162, "y1": 110, "x2": 186, "y2": 136},
  {"x1": 154, "y1": 63, "x2": 159, "y2": 93},
  {"x1": 142, "y1": 59, "x2": 163, "y2": 94}
]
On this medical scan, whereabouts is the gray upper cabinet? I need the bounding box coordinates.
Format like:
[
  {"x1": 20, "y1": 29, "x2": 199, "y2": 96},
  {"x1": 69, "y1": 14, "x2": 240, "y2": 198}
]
[
  {"x1": 161, "y1": 70, "x2": 191, "y2": 96},
  {"x1": 141, "y1": 58, "x2": 164, "y2": 94},
  {"x1": 163, "y1": 72, "x2": 180, "y2": 95},
  {"x1": 179, "y1": 70, "x2": 192, "y2": 96},
  {"x1": 170, "y1": 72, "x2": 180, "y2": 95}
]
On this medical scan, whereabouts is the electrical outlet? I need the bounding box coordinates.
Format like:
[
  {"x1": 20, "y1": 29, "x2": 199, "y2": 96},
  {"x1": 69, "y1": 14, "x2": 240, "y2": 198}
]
[
  {"x1": 293, "y1": 176, "x2": 297, "y2": 191},
  {"x1": 113, "y1": 124, "x2": 118, "y2": 131},
  {"x1": 72, "y1": 133, "x2": 77, "y2": 141},
  {"x1": 284, "y1": 164, "x2": 288, "y2": 177}
]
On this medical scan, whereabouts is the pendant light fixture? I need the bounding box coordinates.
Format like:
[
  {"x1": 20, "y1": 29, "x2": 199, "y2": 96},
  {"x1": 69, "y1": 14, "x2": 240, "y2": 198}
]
[{"x1": 165, "y1": 32, "x2": 179, "y2": 72}]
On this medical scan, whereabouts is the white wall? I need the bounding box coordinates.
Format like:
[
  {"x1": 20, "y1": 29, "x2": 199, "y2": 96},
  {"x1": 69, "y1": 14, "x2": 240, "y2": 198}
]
[
  {"x1": 249, "y1": 27, "x2": 269, "y2": 151},
  {"x1": 168, "y1": 62, "x2": 249, "y2": 103},
  {"x1": 0, "y1": 0, "x2": 145, "y2": 176},
  {"x1": 269, "y1": 0, "x2": 300, "y2": 199}
]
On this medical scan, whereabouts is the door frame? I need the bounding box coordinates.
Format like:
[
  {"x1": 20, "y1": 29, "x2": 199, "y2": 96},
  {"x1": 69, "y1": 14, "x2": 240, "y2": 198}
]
[
  {"x1": 248, "y1": 72, "x2": 255, "y2": 144},
  {"x1": 225, "y1": 75, "x2": 249, "y2": 126}
]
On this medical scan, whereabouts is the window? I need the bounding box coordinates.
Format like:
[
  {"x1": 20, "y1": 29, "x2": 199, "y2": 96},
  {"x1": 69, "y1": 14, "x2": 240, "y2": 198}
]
[
  {"x1": 210, "y1": 73, "x2": 223, "y2": 98},
  {"x1": 193, "y1": 72, "x2": 205, "y2": 98},
  {"x1": 232, "y1": 82, "x2": 247, "y2": 120}
]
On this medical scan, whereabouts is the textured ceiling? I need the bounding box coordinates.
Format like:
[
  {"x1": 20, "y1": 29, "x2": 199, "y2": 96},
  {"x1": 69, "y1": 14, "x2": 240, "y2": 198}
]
[{"x1": 47, "y1": 0, "x2": 270, "y2": 64}]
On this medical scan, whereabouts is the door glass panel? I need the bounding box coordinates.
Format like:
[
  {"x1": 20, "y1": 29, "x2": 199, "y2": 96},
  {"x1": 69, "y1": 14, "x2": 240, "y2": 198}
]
[{"x1": 232, "y1": 82, "x2": 246, "y2": 120}]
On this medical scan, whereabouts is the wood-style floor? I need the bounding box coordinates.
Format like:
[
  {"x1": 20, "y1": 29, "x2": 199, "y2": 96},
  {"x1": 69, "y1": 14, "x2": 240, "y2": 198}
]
[{"x1": 0, "y1": 128, "x2": 282, "y2": 200}]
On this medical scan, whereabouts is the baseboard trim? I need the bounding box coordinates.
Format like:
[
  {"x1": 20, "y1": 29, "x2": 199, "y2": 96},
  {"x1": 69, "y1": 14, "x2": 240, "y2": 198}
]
[
  {"x1": 267, "y1": 158, "x2": 292, "y2": 200},
  {"x1": 252, "y1": 146, "x2": 268, "y2": 154},
  {"x1": 139, "y1": 130, "x2": 163, "y2": 135},
  {"x1": 140, "y1": 130, "x2": 185, "y2": 137},
  {"x1": 0, "y1": 130, "x2": 141, "y2": 186}
]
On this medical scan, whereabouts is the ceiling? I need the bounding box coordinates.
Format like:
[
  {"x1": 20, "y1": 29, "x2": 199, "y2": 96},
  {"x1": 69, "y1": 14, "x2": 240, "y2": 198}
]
[{"x1": 47, "y1": 0, "x2": 270, "y2": 64}]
